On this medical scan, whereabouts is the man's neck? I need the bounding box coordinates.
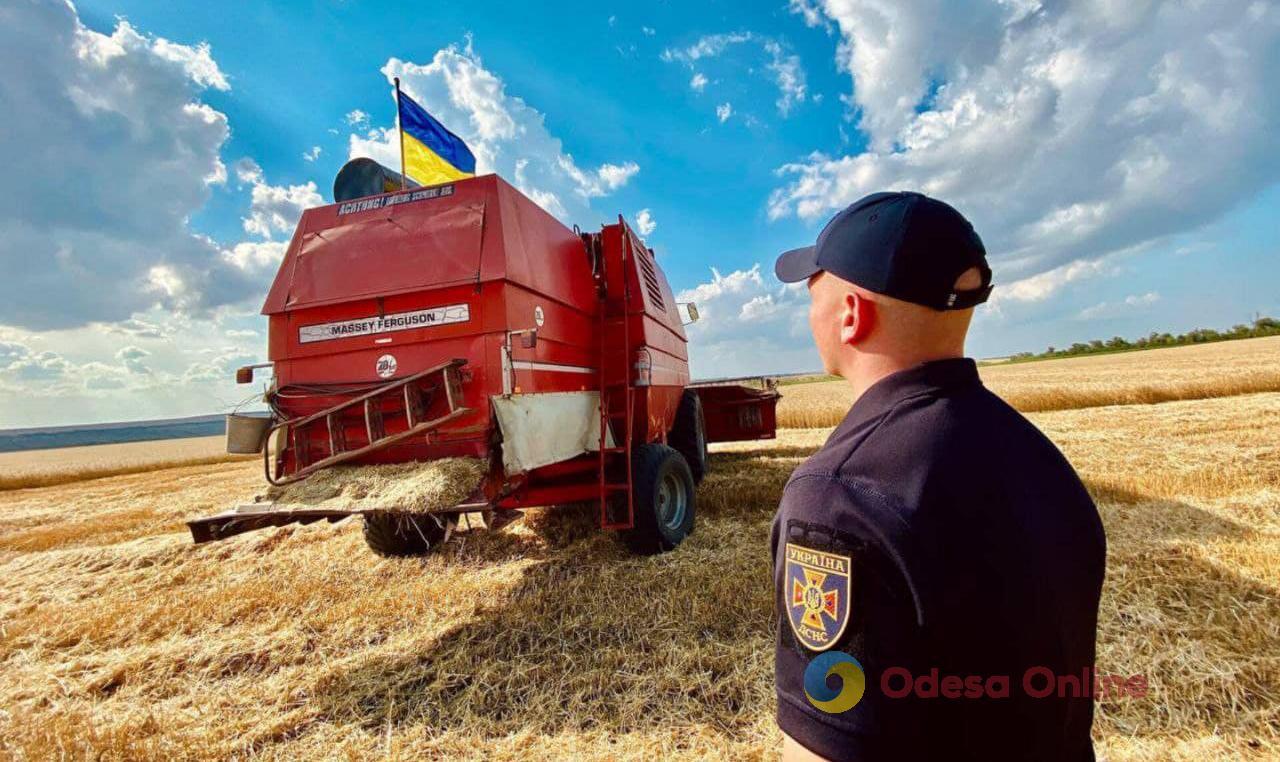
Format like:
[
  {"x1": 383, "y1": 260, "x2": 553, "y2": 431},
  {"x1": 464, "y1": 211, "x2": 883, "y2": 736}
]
[{"x1": 841, "y1": 347, "x2": 965, "y2": 404}]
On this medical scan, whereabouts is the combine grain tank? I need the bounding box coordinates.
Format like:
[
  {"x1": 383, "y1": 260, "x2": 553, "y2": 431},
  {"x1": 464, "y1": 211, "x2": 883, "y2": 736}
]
[{"x1": 190, "y1": 161, "x2": 779, "y2": 556}]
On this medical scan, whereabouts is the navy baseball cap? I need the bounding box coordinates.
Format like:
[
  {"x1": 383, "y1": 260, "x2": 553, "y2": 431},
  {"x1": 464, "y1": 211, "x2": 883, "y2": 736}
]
[{"x1": 775, "y1": 191, "x2": 992, "y2": 310}]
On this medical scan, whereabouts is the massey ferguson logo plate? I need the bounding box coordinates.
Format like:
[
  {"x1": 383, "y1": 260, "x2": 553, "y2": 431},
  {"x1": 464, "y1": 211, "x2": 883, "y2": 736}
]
[{"x1": 299, "y1": 304, "x2": 470, "y2": 344}]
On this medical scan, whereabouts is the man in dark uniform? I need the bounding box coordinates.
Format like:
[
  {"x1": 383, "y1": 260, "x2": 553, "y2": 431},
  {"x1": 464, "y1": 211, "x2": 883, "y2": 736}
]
[{"x1": 771, "y1": 192, "x2": 1106, "y2": 761}]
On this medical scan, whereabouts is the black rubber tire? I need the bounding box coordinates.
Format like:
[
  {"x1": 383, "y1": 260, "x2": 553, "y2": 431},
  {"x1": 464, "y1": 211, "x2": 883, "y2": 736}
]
[
  {"x1": 669, "y1": 389, "x2": 709, "y2": 484},
  {"x1": 622, "y1": 443, "x2": 696, "y2": 555},
  {"x1": 362, "y1": 512, "x2": 455, "y2": 557}
]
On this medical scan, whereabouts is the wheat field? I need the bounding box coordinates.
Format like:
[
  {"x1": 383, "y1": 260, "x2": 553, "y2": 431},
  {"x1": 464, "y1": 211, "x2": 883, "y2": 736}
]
[
  {"x1": 779, "y1": 335, "x2": 1280, "y2": 428},
  {"x1": 0, "y1": 435, "x2": 245, "y2": 491},
  {"x1": 1, "y1": 339, "x2": 1277, "y2": 760}
]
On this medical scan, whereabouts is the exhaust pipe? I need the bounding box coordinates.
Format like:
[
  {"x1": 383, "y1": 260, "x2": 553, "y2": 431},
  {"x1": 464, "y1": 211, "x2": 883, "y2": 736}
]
[{"x1": 333, "y1": 158, "x2": 420, "y2": 202}]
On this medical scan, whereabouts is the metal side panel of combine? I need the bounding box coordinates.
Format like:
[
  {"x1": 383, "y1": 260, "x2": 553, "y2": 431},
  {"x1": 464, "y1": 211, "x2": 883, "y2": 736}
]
[
  {"x1": 491, "y1": 391, "x2": 614, "y2": 475},
  {"x1": 691, "y1": 382, "x2": 782, "y2": 442}
]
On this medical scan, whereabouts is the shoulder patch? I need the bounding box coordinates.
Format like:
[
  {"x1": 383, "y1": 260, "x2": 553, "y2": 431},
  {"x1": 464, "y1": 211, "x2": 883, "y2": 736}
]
[{"x1": 785, "y1": 542, "x2": 853, "y2": 651}]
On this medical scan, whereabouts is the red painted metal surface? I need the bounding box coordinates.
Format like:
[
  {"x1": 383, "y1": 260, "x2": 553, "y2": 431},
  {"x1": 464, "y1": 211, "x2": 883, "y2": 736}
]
[
  {"x1": 251, "y1": 173, "x2": 774, "y2": 518},
  {"x1": 693, "y1": 383, "x2": 782, "y2": 443}
]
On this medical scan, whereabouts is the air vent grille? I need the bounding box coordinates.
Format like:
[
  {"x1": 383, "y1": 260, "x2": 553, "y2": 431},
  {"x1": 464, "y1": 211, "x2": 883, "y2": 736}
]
[{"x1": 634, "y1": 241, "x2": 665, "y2": 309}]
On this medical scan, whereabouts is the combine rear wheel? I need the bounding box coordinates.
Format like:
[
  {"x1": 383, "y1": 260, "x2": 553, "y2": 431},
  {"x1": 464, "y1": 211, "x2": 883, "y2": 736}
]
[
  {"x1": 669, "y1": 389, "x2": 709, "y2": 484},
  {"x1": 623, "y1": 444, "x2": 696, "y2": 555},
  {"x1": 362, "y1": 512, "x2": 456, "y2": 557}
]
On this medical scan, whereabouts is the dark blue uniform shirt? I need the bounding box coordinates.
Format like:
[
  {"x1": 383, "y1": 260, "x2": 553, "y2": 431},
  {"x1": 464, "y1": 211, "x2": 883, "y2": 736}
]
[{"x1": 771, "y1": 358, "x2": 1106, "y2": 761}]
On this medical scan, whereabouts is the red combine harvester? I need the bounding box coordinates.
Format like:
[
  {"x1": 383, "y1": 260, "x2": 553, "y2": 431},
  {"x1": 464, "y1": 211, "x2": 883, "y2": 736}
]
[{"x1": 189, "y1": 159, "x2": 780, "y2": 556}]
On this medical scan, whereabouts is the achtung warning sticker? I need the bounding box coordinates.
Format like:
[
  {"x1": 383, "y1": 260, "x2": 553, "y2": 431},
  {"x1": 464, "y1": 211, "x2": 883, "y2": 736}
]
[
  {"x1": 336, "y1": 185, "x2": 454, "y2": 215},
  {"x1": 298, "y1": 304, "x2": 470, "y2": 344}
]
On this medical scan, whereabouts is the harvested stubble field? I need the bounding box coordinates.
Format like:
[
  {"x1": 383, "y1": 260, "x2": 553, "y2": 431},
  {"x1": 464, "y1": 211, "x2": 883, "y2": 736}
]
[{"x1": 1, "y1": 340, "x2": 1278, "y2": 760}]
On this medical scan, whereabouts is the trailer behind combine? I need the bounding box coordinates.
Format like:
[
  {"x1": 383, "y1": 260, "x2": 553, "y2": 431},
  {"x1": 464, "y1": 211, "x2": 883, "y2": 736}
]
[{"x1": 189, "y1": 160, "x2": 779, "y2": 556}]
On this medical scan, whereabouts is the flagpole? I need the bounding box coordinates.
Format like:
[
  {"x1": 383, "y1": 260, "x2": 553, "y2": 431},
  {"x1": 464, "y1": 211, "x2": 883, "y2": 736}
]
[{"x1": 393, "y1": 77, "x2": 408, "y2": 190}]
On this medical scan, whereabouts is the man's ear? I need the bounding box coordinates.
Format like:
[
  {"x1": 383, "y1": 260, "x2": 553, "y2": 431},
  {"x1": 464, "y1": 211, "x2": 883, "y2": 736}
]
[{"x1": 839, "y1": 290, "x2": 876, "y2": 346}]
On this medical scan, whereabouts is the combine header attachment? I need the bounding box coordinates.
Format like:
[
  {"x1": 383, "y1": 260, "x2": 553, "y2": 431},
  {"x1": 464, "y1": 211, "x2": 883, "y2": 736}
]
[{"x1": 190, "y1": 160, "x2": 780, "y2": 556}]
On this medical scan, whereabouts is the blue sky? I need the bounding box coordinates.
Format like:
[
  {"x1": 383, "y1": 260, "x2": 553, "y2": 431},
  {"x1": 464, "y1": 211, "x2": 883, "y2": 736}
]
[
  {"x1": 77, "y1": 0, "x2": 854, "y2": 293},
  {"x1": 0, "y1": 0, "x2": 1277, "y2": 427}
]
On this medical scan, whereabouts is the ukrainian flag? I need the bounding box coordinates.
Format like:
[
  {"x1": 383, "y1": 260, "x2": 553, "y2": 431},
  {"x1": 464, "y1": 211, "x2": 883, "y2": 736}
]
[{"x1": 397, "y1": 90, "x2": 476, "y2": 185}]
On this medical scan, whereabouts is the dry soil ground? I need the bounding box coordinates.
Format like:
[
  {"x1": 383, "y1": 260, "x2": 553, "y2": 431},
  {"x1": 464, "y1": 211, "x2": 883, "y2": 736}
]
[{"x1": 0, "y1": 338, "x2": 1277, "y2": 760}]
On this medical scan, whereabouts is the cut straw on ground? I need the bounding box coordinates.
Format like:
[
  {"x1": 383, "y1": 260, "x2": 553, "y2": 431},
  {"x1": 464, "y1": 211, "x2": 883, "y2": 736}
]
[
  {"x1": 0, "y1": 340, "x2": 1276, "y2": 759},
  {"x1": 262, "y1": 458, "x2": 488, "y2": 511}
]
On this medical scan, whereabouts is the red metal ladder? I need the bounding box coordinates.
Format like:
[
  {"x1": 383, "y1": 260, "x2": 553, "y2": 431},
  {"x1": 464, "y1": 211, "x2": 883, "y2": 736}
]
[
  {"x1": 596, "y1": 243, "x2": 635, "y2": 530},
  {"x1": 266, "y1": 358, "x2": 470, "y2": 486}
]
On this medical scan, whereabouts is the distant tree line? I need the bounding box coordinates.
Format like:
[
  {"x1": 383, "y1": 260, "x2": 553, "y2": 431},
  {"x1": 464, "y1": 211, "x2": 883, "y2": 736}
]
[{"x1": 1008, "y1": 316, "x2": 1280, "y2": 363}]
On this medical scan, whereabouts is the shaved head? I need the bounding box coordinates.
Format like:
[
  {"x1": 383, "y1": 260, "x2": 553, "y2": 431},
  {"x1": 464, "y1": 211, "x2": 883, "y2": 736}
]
[{"x1": 806, "y1": 267, "x2": 981, "y2": 386}]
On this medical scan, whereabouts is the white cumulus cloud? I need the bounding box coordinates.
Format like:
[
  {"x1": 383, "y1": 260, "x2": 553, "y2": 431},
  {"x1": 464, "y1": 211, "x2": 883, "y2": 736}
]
[
  {"x1": 224, "y1": 162, "x2": 319, "y2": 278},
  {"x1": 115, "y1": 345, "x2": 152, "y2": 374},
  {"x1": 348, "y1": 41, "x2": 640, "y2": 225},
  {"x1": 716, "y1": 103, "x2": 733, "y2": 123},
  {"x1": 149, "y1": 35, "x2": 230, "y2": 90},
  {"x1": 676, "y1": 265, "x2": 817, "y2": 377},
  {"x1": 0, "y1": 1, "x2": 255, "y2": 330},
  {"x1": 223, "y1": 240, "x2": 288, "y2": 276},
  {"x1": 241, "y1": 177, "x2": 323, "y2": 240},
  {"x1": 789, "y1": 0, "x2": 832, "y2": 30},
  {"x1": 635, "y1": 208, "x2": 657, "y2": 236},
  {"x1": 993, "y1": 258, "x2": 1117, "y2": 306},
  {"x1": 104, "y1": 318, "x2": 168, "y2": 339},
  {"x1": 768, "y1": 0, "x2": 1280, "y2": 289},
  {"x1": 0, "y1": 340, "x2": 71, "y2": 383},
  {"x1": 234, "y1": 157, "x2": 264, "y2": 185},
  {"x1": 565, "y1": 159, "x2": 641, "y2": 198}
]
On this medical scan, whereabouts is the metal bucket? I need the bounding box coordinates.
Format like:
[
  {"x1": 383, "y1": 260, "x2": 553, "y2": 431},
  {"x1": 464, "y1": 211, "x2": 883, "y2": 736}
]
[{"x1": 226, "y1": 413, "x2": 272, "y2": 454}]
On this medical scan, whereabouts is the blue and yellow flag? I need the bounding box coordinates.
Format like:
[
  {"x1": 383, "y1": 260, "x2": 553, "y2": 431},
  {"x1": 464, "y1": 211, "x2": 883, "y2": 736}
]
[{"x1": 396, "y1": 87, "x2": 476, "y2": 185}]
